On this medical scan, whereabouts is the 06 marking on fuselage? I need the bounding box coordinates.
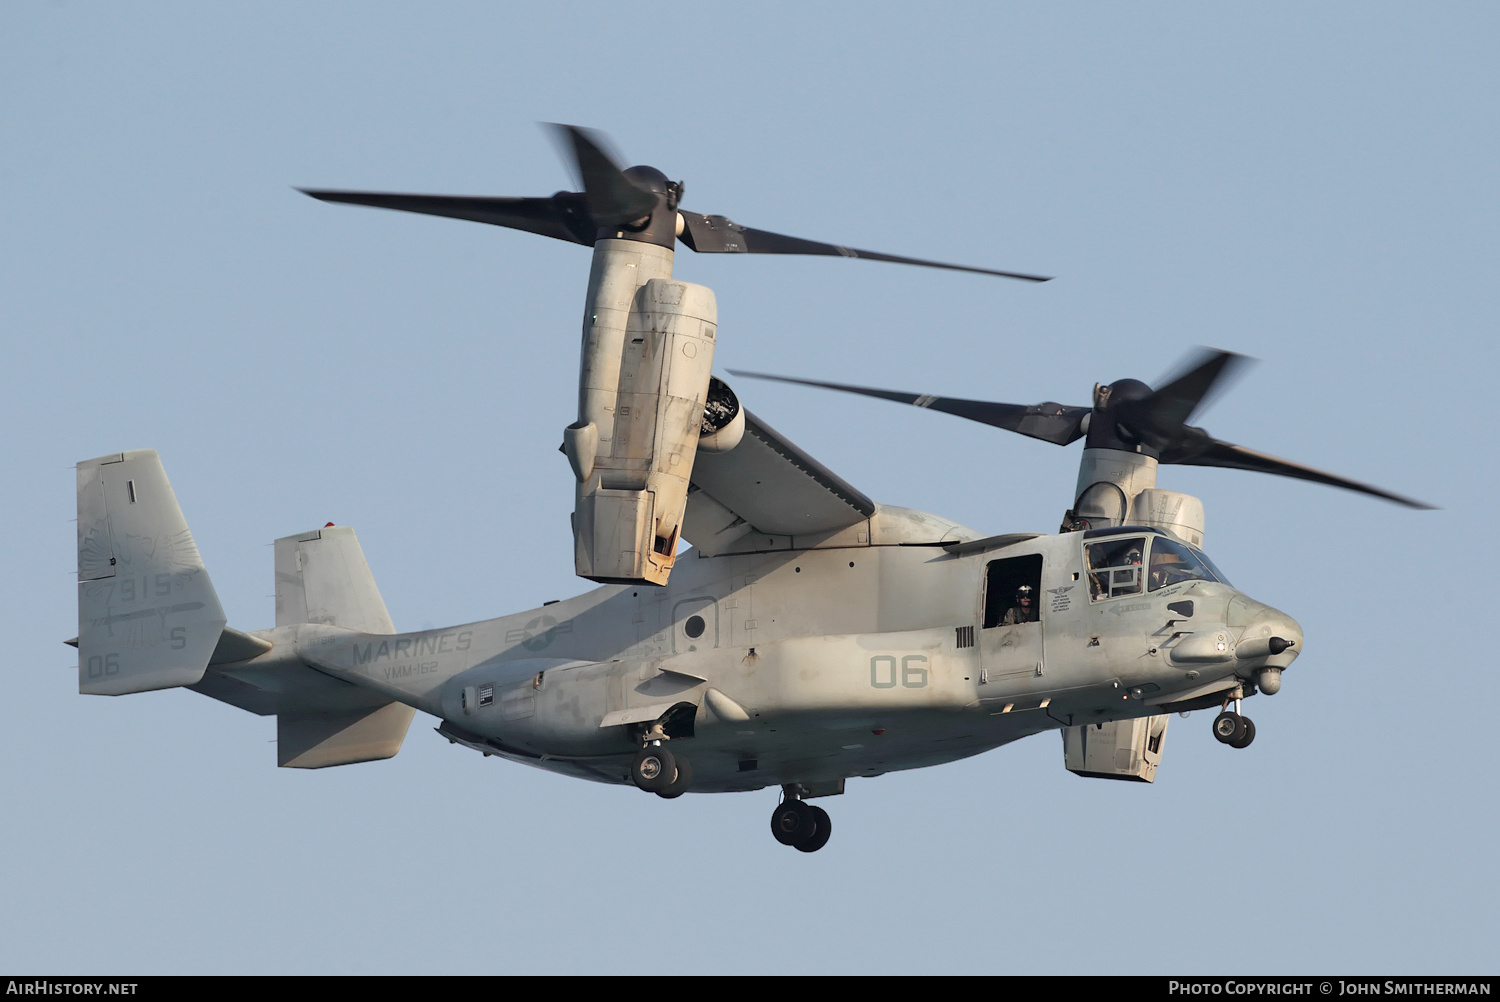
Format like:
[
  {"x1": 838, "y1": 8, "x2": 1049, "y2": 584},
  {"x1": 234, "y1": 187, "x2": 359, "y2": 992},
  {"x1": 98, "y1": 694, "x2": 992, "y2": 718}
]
[{"x1": 870, "y1": 654, "x2": 929, "y2": 689}]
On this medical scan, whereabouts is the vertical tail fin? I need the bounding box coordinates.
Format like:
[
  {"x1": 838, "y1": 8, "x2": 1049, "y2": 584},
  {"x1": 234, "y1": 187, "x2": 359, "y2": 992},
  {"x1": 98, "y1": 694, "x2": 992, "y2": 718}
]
[
  {"x1": 277, "y1": 702, "x2": 416, "y2": 769},
  {"x1": 275, "y1": 526, "x2": 395, "y2": 632},
  {"x1": 76, "y1": 451, "x2": 229, "y2": 695},
  {"x1": 272, "y1": 525, "x2": 412, "y2": 767}
]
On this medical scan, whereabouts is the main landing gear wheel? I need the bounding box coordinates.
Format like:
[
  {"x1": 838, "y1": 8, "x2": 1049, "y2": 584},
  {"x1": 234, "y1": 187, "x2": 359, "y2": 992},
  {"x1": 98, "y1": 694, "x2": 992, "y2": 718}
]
[
  {"x1": 655, "y1": 754, "x2": 693, "y2": 799},
  {"x1": 771, "y1": 801, "x2": 815, "y2": 845},
  {"x1": 631, "y1": 744, "x2": 677, "y2": 793},
  {"x1": 795, "y1": 806, "x2": 832, "y2": 853},
  {"x1": 769, "y1": 799, "x2": 833, "y2": 852},
  {"x1": 1212, "y1": 711, "x2": 1255, "y2": 748}
]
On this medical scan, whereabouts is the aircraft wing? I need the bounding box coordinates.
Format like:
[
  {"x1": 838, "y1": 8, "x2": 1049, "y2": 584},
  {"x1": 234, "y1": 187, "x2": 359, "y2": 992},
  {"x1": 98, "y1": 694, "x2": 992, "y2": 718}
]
[{"x1": 683, "y1": 410, "x2": 876, "y2": 554}]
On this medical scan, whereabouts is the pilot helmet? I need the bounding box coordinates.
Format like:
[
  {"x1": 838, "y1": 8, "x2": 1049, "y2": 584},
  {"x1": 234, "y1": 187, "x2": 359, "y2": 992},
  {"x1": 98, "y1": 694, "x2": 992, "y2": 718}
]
[{"x1": 1015, "y1": 585, "x2": 1034, "y2": 602}]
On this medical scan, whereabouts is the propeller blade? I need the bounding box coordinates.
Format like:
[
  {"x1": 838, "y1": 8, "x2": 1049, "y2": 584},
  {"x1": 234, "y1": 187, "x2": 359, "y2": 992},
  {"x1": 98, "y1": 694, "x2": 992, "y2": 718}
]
[
  {"x1": 1163, "y1": 438, "x2": 1435, "y2": 509},
  {"x1": 1109, "y1": 349, "x2": 1250, "y2": 448},
  {"x1": 730, "y1": 370, "x2": 1088, "y2": 445},
  {"x1": 736, "y1": 361, "x2": 1430, "y2": 508},
  {"x1": 679, "y1": 213, "x2": 1051, "y2": 282},
  {"x1": 1146, "y1": 348, "x2": 1252, "y2": 428},
  {"x1": 299, "y1": 189, "x2": 597, "y2": 245},
  {"x1": 548, "y1": 124, "x2": 657, "y2": 227}
]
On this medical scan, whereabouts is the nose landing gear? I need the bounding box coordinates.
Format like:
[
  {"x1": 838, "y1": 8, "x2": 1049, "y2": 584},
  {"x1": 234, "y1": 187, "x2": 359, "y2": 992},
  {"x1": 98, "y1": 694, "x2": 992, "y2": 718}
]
[
  {"x1": 1212, "y1": 696, "x2": 1256, "y2": 749},
  {"x1": 770, "y1": 787, "x2": 833, "y2": 852}
]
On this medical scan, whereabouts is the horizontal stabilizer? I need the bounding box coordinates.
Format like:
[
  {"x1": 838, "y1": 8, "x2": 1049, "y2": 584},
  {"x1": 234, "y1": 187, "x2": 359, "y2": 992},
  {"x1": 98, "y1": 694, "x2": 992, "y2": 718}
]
[
  {"x1": 278, "y1": 702, "x2": 416, "y2": 768},
  {"x1": 76, "y1": 451, "x2": 227, "y2": 695},
  {"x1": 211, "y1": 627, "x2": 272, "y2": 664},
  {"x1": 67, "y1": 625, "x2": 270, "y2": 663}
]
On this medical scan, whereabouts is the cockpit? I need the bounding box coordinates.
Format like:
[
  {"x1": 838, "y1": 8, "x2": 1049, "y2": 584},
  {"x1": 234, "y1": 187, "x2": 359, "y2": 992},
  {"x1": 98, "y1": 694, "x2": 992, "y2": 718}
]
[{"x1": 1082, "y1": 526, "x2": 1229, "y2": 601}]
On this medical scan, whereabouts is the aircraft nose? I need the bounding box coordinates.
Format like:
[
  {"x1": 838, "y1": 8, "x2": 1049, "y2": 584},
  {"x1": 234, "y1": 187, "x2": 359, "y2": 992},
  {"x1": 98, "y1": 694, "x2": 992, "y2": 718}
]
[{"x1": 1230, "y1": 597, "x2": 1302, "y2": 695}]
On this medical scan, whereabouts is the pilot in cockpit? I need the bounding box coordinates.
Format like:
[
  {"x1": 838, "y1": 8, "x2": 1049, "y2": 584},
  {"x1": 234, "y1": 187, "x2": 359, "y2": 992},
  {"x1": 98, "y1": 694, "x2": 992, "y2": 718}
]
[{"x1": 1150, "y1": 547, "x2": 1184, "y2": 590}]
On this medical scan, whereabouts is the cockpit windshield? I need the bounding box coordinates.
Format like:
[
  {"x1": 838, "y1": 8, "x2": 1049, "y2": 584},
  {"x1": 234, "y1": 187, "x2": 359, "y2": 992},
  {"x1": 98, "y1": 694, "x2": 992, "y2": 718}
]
[
  {"x1": 1147, "y1": 537, "x2": 1229, "y2": 591},
  {"x1": 1085, "y1": 531, "x2": 1228, "y2": 601}
]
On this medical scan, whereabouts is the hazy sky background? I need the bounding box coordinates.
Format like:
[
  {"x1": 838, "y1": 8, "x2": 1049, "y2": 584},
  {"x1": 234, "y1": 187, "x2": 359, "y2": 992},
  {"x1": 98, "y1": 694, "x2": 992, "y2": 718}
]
[{"x1": 3, "y1": 2, "x2": 1496, "y2": 974}]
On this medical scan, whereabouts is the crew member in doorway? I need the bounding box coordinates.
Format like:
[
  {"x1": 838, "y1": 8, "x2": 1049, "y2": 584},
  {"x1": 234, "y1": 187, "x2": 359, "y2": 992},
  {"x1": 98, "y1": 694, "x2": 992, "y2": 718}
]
[{"x1": 1002, "y1": 584, "x2": 1038, "y2": 625}]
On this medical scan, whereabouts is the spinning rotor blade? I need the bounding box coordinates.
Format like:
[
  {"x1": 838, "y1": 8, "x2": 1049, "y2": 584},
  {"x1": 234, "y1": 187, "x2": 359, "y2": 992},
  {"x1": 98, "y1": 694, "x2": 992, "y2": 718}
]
[
  {"x1": 548, "y1": 124, "x2": 658, "y2": 226},
  {"x1": 304, "y1": 125, "x2": 1047, "y2": 279},
  {"x1": 1164, "y1": 439, "x2": 1435, "y2": 509},
  {"x1": 730, "y1": 370, "x2": 1088, "y2": 445},
  {"x1": 737, "y1": 350, "x2": 1432, "y2": 508},
  {"x1": 1117, "y1": 348, "x2": 1430, "y2": 506},
  {"x1": 680, "y1": 213, "x2": 1052, "y2": 282},
  {"x1": 1109, "y1": 348, "x2": 1250, "y2": 451},
  {"x1": 1140, "y1": 348, "x2": 1251, "y2": 429},
  {"x1": 300, "y1": 124, "x2": 661, "y2": 247},
  {"x1": 299, "y1": 189, "x2": 596, "y2": 245}
]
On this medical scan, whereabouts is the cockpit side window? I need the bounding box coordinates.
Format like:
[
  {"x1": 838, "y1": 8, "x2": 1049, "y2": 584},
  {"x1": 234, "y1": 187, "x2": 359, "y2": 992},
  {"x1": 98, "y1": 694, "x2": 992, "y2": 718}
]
[
  {"x1": 1148, "y1": 538, "x2": 1226, "y2": 591},
  {"x1": 1085, "y1": 536, "x2": 1146, "y2": 601}
]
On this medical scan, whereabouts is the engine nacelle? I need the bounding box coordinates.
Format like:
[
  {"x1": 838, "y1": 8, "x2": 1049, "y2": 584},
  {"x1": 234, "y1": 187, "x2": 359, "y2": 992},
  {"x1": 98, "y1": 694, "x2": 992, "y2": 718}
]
[
  {"x1": 697, "y1": 376, "x2": 744, "y2": 453},
  {"x1": 1072, "y1": 448, "x2": 1159, "y2": 528},
  {"x1": 571, "y1": 277, "x2": 717, "y2": 585},
  {"x1": 1130, "y1": 488, "x2": 1206, "y2": 547}
]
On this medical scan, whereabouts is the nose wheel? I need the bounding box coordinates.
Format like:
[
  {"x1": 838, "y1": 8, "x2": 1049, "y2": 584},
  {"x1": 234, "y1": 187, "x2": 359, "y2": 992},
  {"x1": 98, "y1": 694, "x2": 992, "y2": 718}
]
[
  {"x1": 1212, "y1": 703, "x2": 1256, "y2": 749},
  {"x1": 769, "y1": 791, "x2": 833, "y2": 852}
]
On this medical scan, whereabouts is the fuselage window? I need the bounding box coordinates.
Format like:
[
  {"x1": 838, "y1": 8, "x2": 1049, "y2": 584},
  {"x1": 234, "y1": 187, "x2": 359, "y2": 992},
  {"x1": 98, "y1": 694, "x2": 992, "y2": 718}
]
[
  {"x1": 982, "y1": 553, "x2": 1043, "y2": 628},
  {"x1": 1085, "y1": 536, "x2": 1146, "y2": 601},
  {"x1": 1147, "y1": 538, "x2": 1226, "y2": 591}
]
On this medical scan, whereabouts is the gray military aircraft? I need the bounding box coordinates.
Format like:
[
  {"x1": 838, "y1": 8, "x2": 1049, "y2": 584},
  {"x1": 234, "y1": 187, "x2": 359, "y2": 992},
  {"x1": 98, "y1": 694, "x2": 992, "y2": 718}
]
[{"x1": 70, "y1": 127, "x2": 1428, "y2": 852}]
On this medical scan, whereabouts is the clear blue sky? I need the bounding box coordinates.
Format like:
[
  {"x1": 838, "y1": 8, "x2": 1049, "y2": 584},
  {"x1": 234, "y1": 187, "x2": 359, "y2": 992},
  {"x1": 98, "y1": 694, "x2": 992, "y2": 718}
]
[{"x1": 3, "y1": 2, "x2": 1496, "y2": 974}]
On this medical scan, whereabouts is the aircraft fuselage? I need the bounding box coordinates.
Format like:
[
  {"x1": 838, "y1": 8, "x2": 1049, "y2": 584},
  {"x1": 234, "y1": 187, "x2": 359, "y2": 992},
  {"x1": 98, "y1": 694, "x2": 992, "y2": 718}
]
[{"x1": 244, "y1": 509, "x2": 1301, "y2": 793}]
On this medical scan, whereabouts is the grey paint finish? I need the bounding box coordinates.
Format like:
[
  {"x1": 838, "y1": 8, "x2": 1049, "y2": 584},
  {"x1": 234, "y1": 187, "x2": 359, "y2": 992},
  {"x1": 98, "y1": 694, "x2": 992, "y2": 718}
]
[
  {"x1": 687, "y1": 410, "x2": 876, "y2": 540},
  {"x1": 210, "y1": 514, "x2": 1295, "y2": 791},
  {"x1": 277, "y1": 702, "x2": 416, "y2": 769},
  {"x1": 274, "y1": 526, "x2": 395, "y2": 634},
  {"x1": 74, "y1": 439, "x2": 1301, "y2": 795},
  {"x1": 75, "y1": 451, "x2": 227, "y2": 696}
]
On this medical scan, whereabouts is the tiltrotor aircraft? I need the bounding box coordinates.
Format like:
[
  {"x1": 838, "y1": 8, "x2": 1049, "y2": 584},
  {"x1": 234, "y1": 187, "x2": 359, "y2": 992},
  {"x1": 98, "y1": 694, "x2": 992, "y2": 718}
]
[{"x1": 70, "y1": 127, "x2": 1427, "y2": 852}]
